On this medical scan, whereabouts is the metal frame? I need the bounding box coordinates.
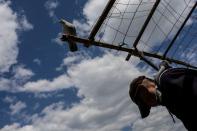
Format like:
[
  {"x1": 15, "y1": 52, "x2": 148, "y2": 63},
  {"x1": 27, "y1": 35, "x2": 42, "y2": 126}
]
[
  {"x1": 61, "y1": 35, "x2": 197, "y2": 70},
  {"x1": 89, "y1": 0, "x2": 116, "y2": 41},
  {"x1": 163, "y1": 2, "x2": 197, "y2": 58},
  {"x1": 125, "y1": 0, "x2": 161, "y2": 70},
  {"x1": 133, "y1": 0, "x2": 160, "y2": 49},
  {"x1": 61, "y1": 0, "x2": 197, "y2": 70}
]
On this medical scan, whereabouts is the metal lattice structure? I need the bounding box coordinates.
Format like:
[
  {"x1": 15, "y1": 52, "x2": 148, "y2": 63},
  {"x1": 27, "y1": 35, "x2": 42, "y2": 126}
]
[{"x1": 61, "y1": 0, "x2": 197, "y2": 70}]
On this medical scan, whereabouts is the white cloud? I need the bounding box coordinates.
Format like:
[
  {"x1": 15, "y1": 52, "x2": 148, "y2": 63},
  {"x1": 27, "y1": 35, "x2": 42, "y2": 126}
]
[
  {"x1": 33, "y1": 58, "x2": 41, "y2": 65},
  {"x1": 52, "y1": 33, "x2": 64, "y2": 45},
  {"x1": 0, "y1": 123, "x2": 35, "y2": 131},
  {"x1": 132, "y1": 107, "x2": 186, "y2": 131},
  {"x1": 0, "y1": 66, "x2": 34, "y2": 91},
  {"x1": 0, "y1": 1, "x2": 18, "y2": 73},
  {"x1": 73, "y1": 20, "x2": 90, "y2": 37},
  {"x1": 3, "y1": 96, "x2": 16, "y2": 103},
  {"x1": 0, "y1": 53, "x2": 186, "y2": 131},
  {"x1": 9, "y1": 101, "x2": 27, "y2": 115},
  {"x1": 83, "y1": 0, "x2": 108, "y2": 26},
  {"x1": 0, "y1": 1, "x2": 33, "y2": 73},
  {"x1": 21, "y1": 74, "x2": 73, "y2": 92},
  {"x1": 21, "y1": 52, "x2": 140, "y2": 93},
  {"x1": 45, "y1": 0, "x2": 59, "y2": 11},
  {"x1": 0, "y1": 78, "x2": 12, "y2": 91},
  {"x1": 72, "y1": 0, "x2": 108, "y2": 37},
  {"x1": 56, "y1": 51, "x2": 91, "y2": 71},
  {"x1": 180, "y1": 46, "x2": 197, "y2": 65},
  {"x1": 19, "y1": 15, "x2": 34, "y2": 31},
  {"x1": 13, "y1": 66, "x2": 34, "y2": 80},
  {"x1": 44, "y1": 0, "x2": 59, "y2": 22}
]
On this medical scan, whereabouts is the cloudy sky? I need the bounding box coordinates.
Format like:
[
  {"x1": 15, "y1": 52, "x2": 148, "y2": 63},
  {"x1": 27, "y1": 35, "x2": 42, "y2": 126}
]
[{"x1": 0, "y1": 0, "x2": 196, "y2": 131}]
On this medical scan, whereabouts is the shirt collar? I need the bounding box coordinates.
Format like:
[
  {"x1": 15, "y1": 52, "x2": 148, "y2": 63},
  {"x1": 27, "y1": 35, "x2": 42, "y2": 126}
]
[{"x1": 156, "y1": 89, "x2": 162, "y2": 104}]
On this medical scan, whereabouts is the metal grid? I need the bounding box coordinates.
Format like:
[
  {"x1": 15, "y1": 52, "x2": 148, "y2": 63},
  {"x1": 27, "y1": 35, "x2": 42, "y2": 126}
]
[
  {"x1": 61, "y1": 0, "x2": 197, "y2": 70},
  {"x1": 95, "y1": 0, "x2": 159, "y2": 49},
  {"x1": 93, "y1": 0, "x2": 197, "y2": 70}
]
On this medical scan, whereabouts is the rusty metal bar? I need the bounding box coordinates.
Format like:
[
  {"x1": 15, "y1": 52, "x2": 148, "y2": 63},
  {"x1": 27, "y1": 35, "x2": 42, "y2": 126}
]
[
  {"x1": 140, "y1": 56, "x2": 159, "y2": 70},
  {"x1": 88, "y1": 0, "x2": 116, "y2": 40},
  {"x1": 61, "y1": 35, "x2": 197, "y2": 69},
  {"x1": 163, "y1": 2, "x2": 197, "y2": 58},
  {"x1": 126, "y1": 0, "x2": 161, "y2": 61}
]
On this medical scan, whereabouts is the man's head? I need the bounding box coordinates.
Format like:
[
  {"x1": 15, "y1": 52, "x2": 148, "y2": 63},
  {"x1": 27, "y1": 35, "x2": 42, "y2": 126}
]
[{"x1": 129, "y1": 76, "x2": 158, "y2": 118}]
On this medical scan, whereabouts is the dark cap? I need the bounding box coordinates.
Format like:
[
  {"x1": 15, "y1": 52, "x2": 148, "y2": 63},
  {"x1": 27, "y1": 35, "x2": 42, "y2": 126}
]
[{"x1": 129, "y1": 76, "x2": 151, "y2": 118}]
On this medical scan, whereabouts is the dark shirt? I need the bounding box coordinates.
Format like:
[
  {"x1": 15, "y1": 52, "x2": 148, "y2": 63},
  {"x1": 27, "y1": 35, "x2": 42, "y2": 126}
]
[{"x1": 157, "y1": 68, "x2": 197, "y2": 131}]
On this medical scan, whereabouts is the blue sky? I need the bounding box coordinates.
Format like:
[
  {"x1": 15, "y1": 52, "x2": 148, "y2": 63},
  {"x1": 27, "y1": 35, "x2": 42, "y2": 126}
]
[
  {"x1": 0, "y1": 0, "x2": 196, "y2": 131},
  {"x1": 0, "y1": 0, "x2": 85, "y2": 129}
]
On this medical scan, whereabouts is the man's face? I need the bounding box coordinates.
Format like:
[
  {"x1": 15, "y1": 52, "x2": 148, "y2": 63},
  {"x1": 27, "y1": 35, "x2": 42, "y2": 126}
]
[{"x1": 137, "y1": 78, "x2": 158, "y2": 107}]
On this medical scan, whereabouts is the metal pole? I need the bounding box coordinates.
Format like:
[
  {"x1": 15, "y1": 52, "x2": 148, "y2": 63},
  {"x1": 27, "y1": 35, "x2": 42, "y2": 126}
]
[
  {"x1": 163, "y1": 2, "x2": 197, "y2": 58},
  {"x1": 133, "y1": 0, "x2": 161, "y2": 48},
  {"x1": 61, "y1": 35, "x2": 197, "y2": 69},
  {"x1": 140, "y1": 56, "x2": 159, "y2": 70},
  {"x1": 126, "y1": 0, "x2": 161, "y2": 61},
  {"x1": 88, "y1": 0, "x2": 116, "y2": 41}
]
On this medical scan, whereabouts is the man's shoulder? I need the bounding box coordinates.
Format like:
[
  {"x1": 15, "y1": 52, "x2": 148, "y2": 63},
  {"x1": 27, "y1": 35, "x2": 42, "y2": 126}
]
[
  {"x1": 156, "y1": 68, "x2": 187, "y2": 95},
  {"x1": 159, "y1": 68, "x2": 197, "y2": 80},
  {"x1": 156, "y1": 68, "x2": 184, "y2": 86},
  {"x1": 158, "y1": 67, "x2": 197, "y2": 97},
  {"x1": 164, "y1": 68, "x2": 197, "y2": 73}
]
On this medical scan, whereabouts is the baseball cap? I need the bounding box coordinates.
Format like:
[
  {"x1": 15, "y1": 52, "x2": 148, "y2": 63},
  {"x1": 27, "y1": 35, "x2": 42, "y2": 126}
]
[{"x1": 129, "y1": 76, "x2": 151, "y2": 118}]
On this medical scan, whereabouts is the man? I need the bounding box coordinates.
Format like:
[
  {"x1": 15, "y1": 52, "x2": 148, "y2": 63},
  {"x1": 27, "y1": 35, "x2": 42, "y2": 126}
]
[{"x1": 129, "y1": 62, "x2": 197, "y2": 131}]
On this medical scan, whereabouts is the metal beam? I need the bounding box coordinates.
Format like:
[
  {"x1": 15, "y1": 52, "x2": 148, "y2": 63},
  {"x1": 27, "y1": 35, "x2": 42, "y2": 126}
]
[
  {"x1": 126, "y1": 0, "x2": 161, "y2": 61},
  {"x1": 140, "y1": 56, "x2": 159, "y2": 70},
  {"x1": 88, "y1": 0, "x2": 116, "y2": 41},
  {"x1": 61, "y1": 35, "x2": 197, "y2": 69},
  {"x1": 133, "y1": 0, "x2": 161, "y2": 48},
  {"x1": 163, "y1": 2, "x2": 197, "y2": 58}
]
